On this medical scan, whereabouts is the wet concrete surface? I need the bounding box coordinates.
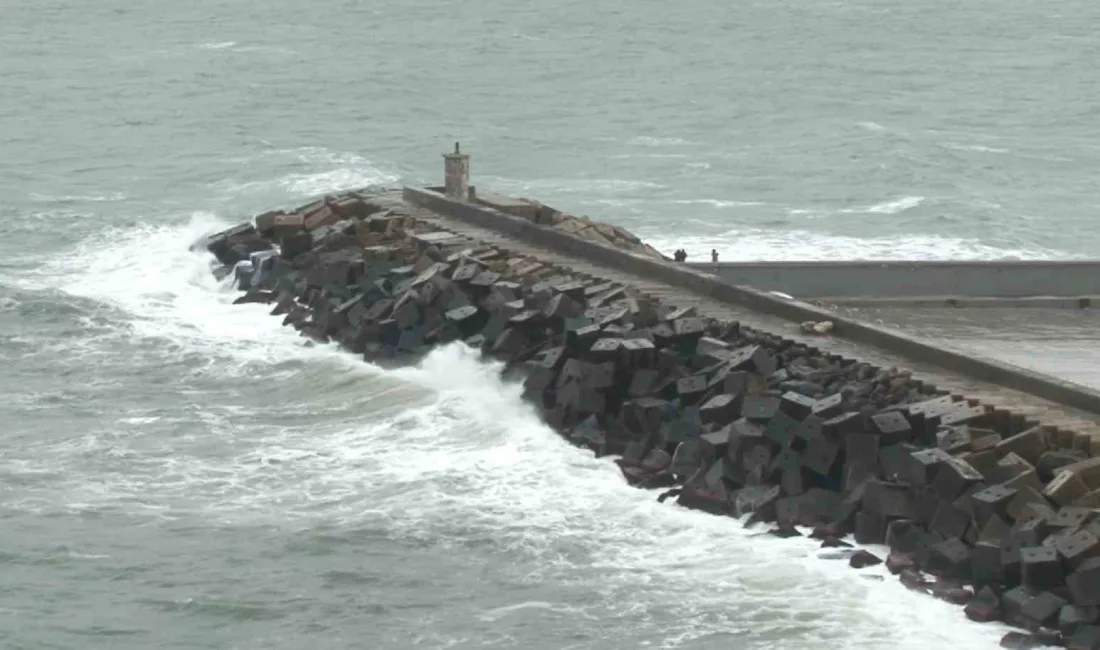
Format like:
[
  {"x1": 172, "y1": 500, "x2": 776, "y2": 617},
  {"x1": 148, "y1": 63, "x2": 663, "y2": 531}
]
[{"x1": 831, "y1": 306, "x2": 1100, "y2": 390}]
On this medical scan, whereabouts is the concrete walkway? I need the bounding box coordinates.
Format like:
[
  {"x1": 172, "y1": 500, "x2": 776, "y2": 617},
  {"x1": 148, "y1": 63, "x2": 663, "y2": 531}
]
[
  {"x1": 832, "y1": 305, "x2": 1100, "y2": 392},
  {"x1": 371, "y1": 191, "x2": 1100, "y2": 440}
]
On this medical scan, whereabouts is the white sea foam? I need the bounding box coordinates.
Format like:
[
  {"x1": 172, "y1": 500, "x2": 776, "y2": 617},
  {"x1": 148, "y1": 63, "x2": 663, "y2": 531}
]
[
  {"x1": 215, "y1": 147, "x2": 401, "y2": 198},
  {"x1": 608, "y1": 153, "x2": 690, "y2": 159},
  {"x1": 197, "y1": 41, "x2": 237, "y2": 50},
  {"x1": 627, "y1": 136, "x2": 692, "y2": 146},
  {"x1": 28, "y1": 191, "x2": 128, "y2": 203},
  {"x1": 942, "y1": 143, "x2": 1010, "y2": 154},
  {"x1": 862, "y1": 196, "x2": 925, "y2": 214},
  {"x1": 833, "y1": 196, "x2": 925, "y2": 215},
  {"x1": 670, "y1": 199, "x2": 766, "y2": 208}
]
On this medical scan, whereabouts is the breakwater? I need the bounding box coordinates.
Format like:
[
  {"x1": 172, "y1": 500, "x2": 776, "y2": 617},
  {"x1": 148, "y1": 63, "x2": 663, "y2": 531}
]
[{"x1": 197, "y1": 189, "x2": 1100, "y2": 649}]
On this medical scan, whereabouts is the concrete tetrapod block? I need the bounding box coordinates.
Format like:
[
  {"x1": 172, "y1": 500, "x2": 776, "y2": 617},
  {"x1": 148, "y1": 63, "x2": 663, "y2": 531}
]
[
  {"x1": 1021, "y1": 546, "x2": 1065, "y2": 592},
  {"x1": 996, "y1": 427, "x2": 1050, "y2": 466},
  {"x1": 1056, "y1": 528, "x2": 1100, "y2": 570},
  {"x1": 1019, "y1": 590, "x2": 1068, "y2": 631},
  {"x1": 965, "y1": 585, "x2": 1002, "y2": 622},
  {"x1": 1048, "y1": 470, "x2": 1092, "y2": 507},
  {"x1": 933, "y1": 457, "x2": 985, "y2": 502},
  {"x1": 1069, "y1": 557, "x2": 1100, "y2": 606},
  {"x1": 926, "y1": 537, "x2": 973, "y2": 580}
]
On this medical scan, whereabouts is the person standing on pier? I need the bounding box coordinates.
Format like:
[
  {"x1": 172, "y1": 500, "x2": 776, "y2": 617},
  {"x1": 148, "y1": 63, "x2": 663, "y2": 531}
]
[{"x1": 711, "y1": 249, "x2": 718, "y2": 262}]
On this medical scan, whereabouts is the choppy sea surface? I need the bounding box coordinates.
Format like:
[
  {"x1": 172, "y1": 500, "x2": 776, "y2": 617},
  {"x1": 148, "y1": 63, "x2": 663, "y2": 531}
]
[{"x1": 3, "y1": 0, "x2": 1096, "y2": 647}]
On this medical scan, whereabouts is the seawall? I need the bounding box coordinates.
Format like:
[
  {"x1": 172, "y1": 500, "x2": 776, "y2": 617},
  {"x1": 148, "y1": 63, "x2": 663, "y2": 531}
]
[
  {"x1": 195, "y1": 188, "x2": 1100, "y2": 647},
  {"x1": 684, "y1": 261, "x2": 1100, "y2": 301}
]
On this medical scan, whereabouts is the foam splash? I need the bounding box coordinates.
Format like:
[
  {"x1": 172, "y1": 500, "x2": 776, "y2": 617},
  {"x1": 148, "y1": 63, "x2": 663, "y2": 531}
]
[
  {"x1": 627, "y1": 136, "x2": 692, "y2": 146},
  {"x1": 27, "y1": 192, "x2": 128, "y2": 203},
  {"x1": 15, "y1": 212, "x2": 314, "y2": 366},
  {"x1": 861, "y1": 196, "x2": 925, "y2": 215},
  {"x1": 214, "y1": 147, "x2": 401, "y2": 199},
  {"x1": 942, "y1": 143, "x2": 1011, "y2": 154},
  {"x1": 670, "y1": 199, "x2": 766, "y2": 208}
]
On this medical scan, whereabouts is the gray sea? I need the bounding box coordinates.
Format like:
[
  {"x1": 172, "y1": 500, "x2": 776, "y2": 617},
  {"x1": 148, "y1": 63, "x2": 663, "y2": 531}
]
[{"x1": 2, "y1": 0, "x2": 1096, "y2": 648}]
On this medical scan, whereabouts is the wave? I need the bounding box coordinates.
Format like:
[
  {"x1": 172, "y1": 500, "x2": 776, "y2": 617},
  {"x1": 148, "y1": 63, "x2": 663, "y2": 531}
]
[
  {"x1": 626, "y1": 136, "x2": 692, "y2": 146},
  {"x1": 863, "y1": 196, "x2": 925, "y2": 214},
  {"x1": 671, "y1": 199, "x2": 766, "y2": 208},
  {"x1": 214, "y1": 149, "x2": 402, "y2": 199},
  {"x1": 831, "y1": 196, "x2": 925, "y2": 215},
  {"x1": 27, "y1": 192, "x2": 128, "y2": 203}
]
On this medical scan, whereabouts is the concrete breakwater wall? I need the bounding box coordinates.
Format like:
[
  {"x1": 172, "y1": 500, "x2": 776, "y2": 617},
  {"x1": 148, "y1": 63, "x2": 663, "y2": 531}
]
[
  {"x1": 685, "y1": 260, "x2": 1100, "y2": 302},
  {"x1": 198, "y1": 190, "x2": 1100, "y2": 649}
]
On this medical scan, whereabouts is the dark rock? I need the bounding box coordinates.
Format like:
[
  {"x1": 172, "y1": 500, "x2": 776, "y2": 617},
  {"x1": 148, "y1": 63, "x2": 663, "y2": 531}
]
[
  {"x1": 899, "y1": 568, "x2": 930, "y2": 591},
  {"x1": 965, "y1": 585, "x2": 1002, "y2": 622},
  {"x1": 999, "y1": 632, "x2": 1054, "y2": 649},
  {"x1": 233, "y1": 289, "x2": 276, "y2": 305},
  {"x1": 768, "y1": 525, "x2": 801, "y2": 538},
  {"x1": 849, "y1": 550, "x2": 883, "y2": 569},
  {"x1": 1069, "y1": 626, "x2": 1100, "y2": 650},
  {"x1": 930, "y1": 579, "x2": 972, "y2": 605},
  {"x1": 886, "y1": 551, "x2": 916, "y2": 575}
]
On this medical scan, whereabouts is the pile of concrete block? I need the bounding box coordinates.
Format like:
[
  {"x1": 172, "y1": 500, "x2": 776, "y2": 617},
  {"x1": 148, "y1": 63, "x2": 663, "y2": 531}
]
[{"x1": 472, "y1": 192, "x2": 666, "y2": 260}]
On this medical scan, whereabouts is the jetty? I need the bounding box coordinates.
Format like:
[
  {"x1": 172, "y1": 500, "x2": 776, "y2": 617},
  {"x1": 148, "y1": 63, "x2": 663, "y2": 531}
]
[{"x1": 194, "y1": 146, "x2": 1100, "y2": 649}]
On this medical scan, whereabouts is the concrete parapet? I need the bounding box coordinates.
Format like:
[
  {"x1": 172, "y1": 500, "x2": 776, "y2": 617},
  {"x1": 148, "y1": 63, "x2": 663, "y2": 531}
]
[{"x1": 688, "y1": 260, "x2": 1100, "y2": 300}]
